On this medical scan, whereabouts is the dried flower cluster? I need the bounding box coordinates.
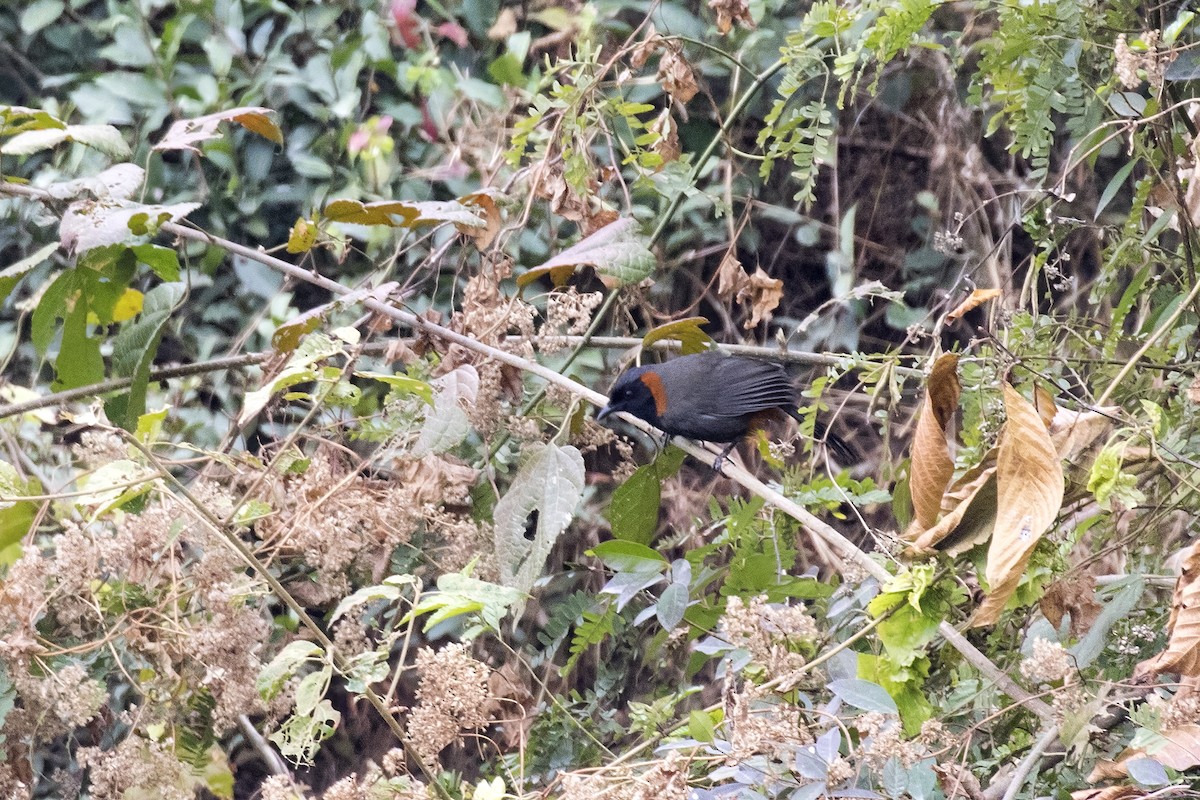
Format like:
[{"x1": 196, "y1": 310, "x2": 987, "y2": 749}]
[
  {"x1": 1019, "y1": 638, "x2": 1074, "y2": 685},
  {"x1": 720, "y1": 595, "x2": 819, "y2": 678},
  {"x1": 0, "y1": 480, "x2": 273, "y2": 792},
  {"x1": 539, "y1": 288, "x2": 603, "y2": 353},
  {"x1": 256, "y1": 452, "x2": 416, "y2": 579},
  {"x1": 725, "y1": 683, "x2": 813, "y2": 761},
  {"x1": 76, "y1": 734, "x2": 194, "y2": 800},
  {"x1": 404, "y1": 643, "x2": 494, "y2": 765},
  {"x1": 854, "y1": 712, "x2": 923, "y2": 770},
  {"x1": 1114, "y1": 31, "x2": 1165, "y2": 90},
  {"x1": 557, "y1": 752, "x2": 690, "y2": 800},
  {"x1": 443, "y1": 265, "x2": 537, "y2": 438}
]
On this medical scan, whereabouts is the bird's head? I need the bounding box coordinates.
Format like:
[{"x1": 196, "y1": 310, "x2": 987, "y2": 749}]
[{"x1": 596, "y1": 365, "x2": 667, "y2": 428}]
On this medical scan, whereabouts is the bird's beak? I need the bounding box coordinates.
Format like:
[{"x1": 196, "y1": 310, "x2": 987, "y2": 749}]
[{"x1": 596, "y1": 404, "x2": 614, "y2": 422}]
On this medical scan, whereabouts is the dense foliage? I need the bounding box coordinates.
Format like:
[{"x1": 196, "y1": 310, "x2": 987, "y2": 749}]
[{"x1": 1, "y1": 1, "x2": 1199, "y2": 799}]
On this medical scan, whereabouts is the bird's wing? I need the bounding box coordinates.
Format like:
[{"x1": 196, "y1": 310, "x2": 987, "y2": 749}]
[{"x1": 705, "y1": 359, "x2": 799, "y2": 418}]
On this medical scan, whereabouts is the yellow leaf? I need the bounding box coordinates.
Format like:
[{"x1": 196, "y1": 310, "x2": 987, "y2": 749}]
[
  {"x1": 971, "y1": 383, "x2": 1065, "y2": 626},
  {"x1": 112, "y1": 287, "x2": 144, "y2": 322}
]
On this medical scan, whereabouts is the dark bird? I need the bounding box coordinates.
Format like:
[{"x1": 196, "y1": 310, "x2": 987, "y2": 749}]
[{"x1": 596, "y1": 351, "x2": 850, "y2": 468}]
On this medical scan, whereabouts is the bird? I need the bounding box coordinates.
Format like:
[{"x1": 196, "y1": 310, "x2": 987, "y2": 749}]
[{"x1": 596, "y1": 350, "x2": 851, "y2": 469}]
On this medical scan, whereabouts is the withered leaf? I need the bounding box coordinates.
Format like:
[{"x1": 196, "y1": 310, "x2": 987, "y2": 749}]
[
  {"x1": 658, "y1": 46, "x2": 698, "y2": 105},
  {"x1": 945, "y1": 288, "x2": 1001, "y2": 323},
  {"x1": 909, "y1": 353, "x2": 961, "y2": 531},
  {"x1": 153, "y1": 107, "x2": 282, "y2": 153},
  {"x1": 1040, "y1": 572, "x2": 1103, "y2": 638},
  {"x1": 972, "y1": 384, "x2": 1065, "y2": 626},
  {"x1": 1137, "y1": 538, "x2": 1200, "y2": 678},
  {"x1": 739, "y1": 267, "x2": 783, "y2": 329}
]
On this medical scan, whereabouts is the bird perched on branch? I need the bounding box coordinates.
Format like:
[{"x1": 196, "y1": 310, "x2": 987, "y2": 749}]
[{"x1": 596, "y1": 350, "x2": 851, "y2": 469}]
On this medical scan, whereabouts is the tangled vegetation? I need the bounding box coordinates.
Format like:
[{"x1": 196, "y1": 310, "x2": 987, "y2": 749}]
[{"x1": 1, "y1": 0, "x2": 1199, "y2": 798}]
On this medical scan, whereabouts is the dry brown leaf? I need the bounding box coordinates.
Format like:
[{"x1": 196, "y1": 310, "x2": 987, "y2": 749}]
[
  {"x1": 909, "y1": 353, "x2": 961, "y2": 531},
  {"x1": 461, "y1": 190, "x2": 502, "y2": 250},
  {"x1": 487, "y1": 7, "x2": 518, "y2": 40},
  {"x1": 153, "y1": 107, "x2": 282, "y2": 153},
  {"x1": 658, "y1": 45, "x2": 698, "y2": 104},
  {"x1": 1033, "y1": 384, "x2": 1058, "y2": 430},
  {"x1": 1049, "y1": 406, "x2": 1116, "y2": 462},
  {"x1": 1071, "y1": 786, "x2": 1146, "y2": 800},
  {"x1": 972, "y1": 383, "x2": 1065, "y2": 626},
  {"x1": 1137, "y1": 539, "x2": 1200, "y2": 678},
  {"x1": 1089, "y1": 723, "x2": 1200, "y2": 780},
  {"x1": 708, "y1": 0, "x2": 755, "y2": 34},
  {"x1": 717, "y1": 252, "x2": 749, "y2": 300},
  {"x1": 630, "y1": 24, "x2": 662, "y2": 69},
  {"x1": 649, "y1": 109, "x2": 681, "y2": 167},
  {"x1": 1189, "y1": 373, "x2": 1200, "y2": 404},
  {"x1": 905, "y1": 462, "x2": 995, "y2": 556},
  {"x1": 739, "y1": 268, "x2": 783, "y2": 328},
  {"x1": 945, "y1": 288, "x2": 1001, "y2": 323},
  {"x1": 1040, "y1": 572, "x2": 1103, "y2": 637}
]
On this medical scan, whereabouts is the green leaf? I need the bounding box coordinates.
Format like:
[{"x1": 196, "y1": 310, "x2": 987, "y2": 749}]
[
  {"x1": 588, "y1": 539, "x2": 668, "y2": 574},
  {"x1": 641, "y1": 317, "x2": 713, "y2": 355},
  {"x1": 828, "y1": 678, "x2": 899, "y2": 714},
  {"x1": 130, "y1": 244, "x2": 180, "y2": 281},
  {"x1": 19, "y1": 0, "x2": 63, "y2": 34},
  {"x1": 606, "y1": 464, "x2": 662, "y2": 545},
  {"x1": 257, "y1": 640, "x2": 323, "y2": 700},
  {"x1": 1094, "y1": 157, "x2": 1138, "y2": 220},
  {"x1": 688, "y1": 709, "x2": 716, "y2": 743},
  {"x1": 355, "y1": 370, "x2": 434, "y2": 405},
  {"x1": 75, "y1": 459, "x2": 156, "y2": 519},
  {"x1": 0, "y1": 242, "x2": 57, "y2": 305},
  {"x1": 294, "y1": 666, "x2": 331, "y2": 716},
  {"x1": 606, "y1": 446, "x2": 686, "y2": 544},
  {"x1": 0, "y1": 460, "x2": 37, "y2": 559},
  {"x1": 330, "y1": 575, "x2": 415, "y2": 623},
  {"x1": 405, "y1": 569, "x2": 525, "y2": 632},
  {"x1": 108, "y1": 283, "x2": 184, "y2": 429},
  {"x1": 239, "y1": 333, "x2": 344, "y2": 425},
  {"x1": 522, "y1": 218, "x2": 655, "y2": 289},
  {"x1": 656, "y1": 582, "x2": 688, "y2": 630},
  {"x1": 54, "y1": 291, "x2": 104, "y2": 390}
]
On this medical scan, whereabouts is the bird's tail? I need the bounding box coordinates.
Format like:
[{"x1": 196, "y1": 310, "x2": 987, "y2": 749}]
[{"x1": 785, "y1": 407, "x2": 859, "y2": 464}]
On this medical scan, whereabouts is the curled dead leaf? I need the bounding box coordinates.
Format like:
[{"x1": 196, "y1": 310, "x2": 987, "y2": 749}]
[
  {"x1": 1088, "y1": 723, "x2": 1200, "y2": 780},
  {"x1": 717, "y1": 252, "x2": 749, "y2": 300},
  {"x1": 1137, "y1": 539, "x2": 1200, "y2": 678},
  {"x1": 658, "y1": 45, "x2": 698, "y2": 105},
  {"x1": 1049, "y1": 406, "x2": 1117, "y2": 462},
  {"x1": 905, "y1": 459, "x2": 995, "y2": 556},
  {"x1": 153, "y1": 107, "x2": 282, "y2": 153},
  {"x1": 909, "y1": 353, "x2": 961, "y2": 531},
  {"x1": 1040, "y1": 573, "x2": 1102, "y2": 637},
  {"x1": 972, "y1": 384, "x2": 1065, "y2": 627},
  {"x1": 630, "y1": 24, "x2": 662, "y2": 69},
  {"x1": 945, "y1": 288, "x2": 1001, "y2": 323},
  {"x1": 708, "y1": 0, "x2": 755, "y2": 34},
  {"x1": 739, "y1": 268, "x2": 783, "y2": 329}
]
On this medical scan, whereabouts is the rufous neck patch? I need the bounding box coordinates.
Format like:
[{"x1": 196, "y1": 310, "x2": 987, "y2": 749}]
[{"x1": 638, "y1": 371, "x2": 668, "y2": 417}]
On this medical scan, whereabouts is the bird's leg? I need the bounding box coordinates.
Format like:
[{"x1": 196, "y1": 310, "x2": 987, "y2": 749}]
[{"x1": 711, "y1": 440, "x2": 738, "y2": 474}]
